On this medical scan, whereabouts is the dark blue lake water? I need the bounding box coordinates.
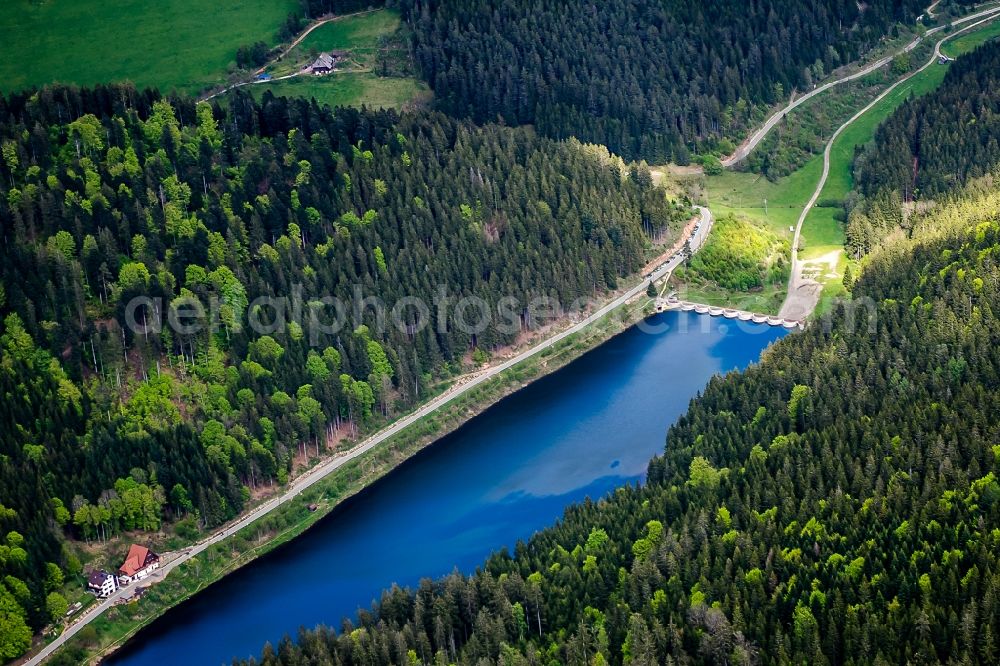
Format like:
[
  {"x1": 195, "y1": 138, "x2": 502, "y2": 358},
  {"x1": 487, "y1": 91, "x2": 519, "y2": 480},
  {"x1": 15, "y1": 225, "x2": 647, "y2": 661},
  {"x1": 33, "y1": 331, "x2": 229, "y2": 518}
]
[{"x1": 108, "y1": 312, "x2": 786, "y2": 665}]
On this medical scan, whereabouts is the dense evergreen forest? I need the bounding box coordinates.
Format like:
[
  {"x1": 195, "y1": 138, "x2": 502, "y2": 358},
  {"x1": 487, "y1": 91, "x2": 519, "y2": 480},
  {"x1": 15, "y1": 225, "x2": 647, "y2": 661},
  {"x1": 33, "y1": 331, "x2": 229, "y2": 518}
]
[
  {"x1": 234, "y1": 175, "x2": 1000, "y2": 666},
  {"x1": 2, "y1": 2, "x2": 997, "y2": 662},
  {"x1": 0, "y1": 84, "x2": 691, "y2": 659},
  {"x1": 848, "y1": 39, "x2": 1000, "y2": 257},
  {"x1": 398, "y1": 0, "x2": 928, "y2": 163}
]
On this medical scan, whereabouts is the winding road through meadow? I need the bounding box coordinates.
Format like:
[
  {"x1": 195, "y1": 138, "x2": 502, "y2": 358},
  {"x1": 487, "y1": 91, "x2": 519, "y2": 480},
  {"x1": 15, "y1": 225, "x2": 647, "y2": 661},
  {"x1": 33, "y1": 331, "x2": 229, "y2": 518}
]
[
  {"x1": 200, "y1": 8, "x2": 379, "y2": 102},
  {"x1": 778, "y1": 7, "x2": 1000, "y2": 320}
]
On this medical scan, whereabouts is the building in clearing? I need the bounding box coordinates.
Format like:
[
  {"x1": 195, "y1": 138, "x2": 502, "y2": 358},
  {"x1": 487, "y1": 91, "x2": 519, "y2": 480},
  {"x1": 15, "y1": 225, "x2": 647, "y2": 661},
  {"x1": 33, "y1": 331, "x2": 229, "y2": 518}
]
[
  {"x1": 118, "y1": 544, "x2": 160, "y2": 585},
  {"x1": 310, "y1": 52, "x2": 337, "y2": 74},
  {"x1": 87, "y1": 570, "x2": 119, "y2": 598}
]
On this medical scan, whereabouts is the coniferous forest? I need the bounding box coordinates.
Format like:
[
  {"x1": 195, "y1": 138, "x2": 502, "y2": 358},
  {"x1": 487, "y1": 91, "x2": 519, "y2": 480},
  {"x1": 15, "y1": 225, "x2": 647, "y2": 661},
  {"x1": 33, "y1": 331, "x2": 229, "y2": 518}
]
[
  {"x1": 2, "y1": 1, "x2": 999, "y2": 663},
  {"x1": 399, "y1": 0, "x2": 928, "y2": 162},
  {"x1": 848, "y1": 39, "x2": 1000, "y2": 257},
  {"x1": 225, "y1": 28, "x2": 1000, "y2": 665},
  {"x1": 234, "y1": 175, "x2": 1000, "y2": 666},
  {"x1": 0, "y1": 85, "x2": 692, "y2": 657},
  {"x1": 854, "y1": 40, "x2": 1000, "y2": 201}
]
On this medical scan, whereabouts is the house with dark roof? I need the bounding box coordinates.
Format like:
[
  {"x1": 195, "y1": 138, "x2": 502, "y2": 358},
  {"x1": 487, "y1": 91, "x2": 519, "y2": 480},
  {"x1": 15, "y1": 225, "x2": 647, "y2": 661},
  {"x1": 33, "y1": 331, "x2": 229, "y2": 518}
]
[
  {"x1": 87, "y1": 570, "x2": 119, "y2": 598},
  {"x1": 310, "y1": 52, "x2": 337, "y2": 75},
  {"x1": 118, "y1": 544, "x2": 160, "y2": 585}
]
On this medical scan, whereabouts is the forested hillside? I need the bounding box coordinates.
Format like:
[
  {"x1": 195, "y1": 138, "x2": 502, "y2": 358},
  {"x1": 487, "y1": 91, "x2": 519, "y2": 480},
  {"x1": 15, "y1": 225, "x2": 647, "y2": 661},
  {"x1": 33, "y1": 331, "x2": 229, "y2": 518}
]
[
  {"x1": 848, "y1": 39, "x2": 1000, "y2": 256},
  {"x1": 399, "y1": 0, "x2": 927, "y2": 163},
  {"x1": 0, "y1": 84, "x2": 691, "y2": 658},
  {"x1": 237, "y1": 175, "x2": 1000, "y2": 666}
]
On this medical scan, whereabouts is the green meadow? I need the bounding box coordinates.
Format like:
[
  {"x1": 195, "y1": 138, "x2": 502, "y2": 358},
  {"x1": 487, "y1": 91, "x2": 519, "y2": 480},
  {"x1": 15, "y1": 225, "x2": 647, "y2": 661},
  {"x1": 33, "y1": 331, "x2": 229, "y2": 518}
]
[
  {"x1": 248, "y1": 9, "x2": 429, "y2": 110},
  {"x1": 803, "y1": 17, "x2": 1000, "y2": 312},
  {"x1": 662, "y1": 167, "x2": 817, "y2": 314},
  {"x1": 820, "y1": 64, "x2": 949, "y2": 207},
  {"x1": 0, "y1": 0, "x2": 297, "y2": 95},
  {"x1": 267, "y1": 9, "x2": 405, "y2": 77},
  {"x1": 704, "y1": 58, "x2": 950, "y2": 268},
  {"x1": 794, "y1": 64, "x2": 945, "y2": 313},
  {"x1": 298, "y1": 10, "x2": 402, "y2": 54},
  {"x1": 941, "y1": 19, "x2": 1000, "y2": 57},
  {"x1": 250, "y1": 73, "x2": 431, "y2": 110},
  {"x1": 695, "y1": 17, "x2": 1000, "y2": 315},
  {"x1": 817, "y1": 19, "x2": 1000, "y2": 231},
  {"x1": 704, "y1": 160, "x2": 821, "y2": 238}
]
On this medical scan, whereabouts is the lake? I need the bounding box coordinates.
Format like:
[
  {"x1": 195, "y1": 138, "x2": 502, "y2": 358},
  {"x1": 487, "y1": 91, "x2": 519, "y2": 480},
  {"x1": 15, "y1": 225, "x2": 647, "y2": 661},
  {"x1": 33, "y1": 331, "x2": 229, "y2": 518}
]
[{"x1": 108, "y1": 311, "x2": 787, "y2": 665}]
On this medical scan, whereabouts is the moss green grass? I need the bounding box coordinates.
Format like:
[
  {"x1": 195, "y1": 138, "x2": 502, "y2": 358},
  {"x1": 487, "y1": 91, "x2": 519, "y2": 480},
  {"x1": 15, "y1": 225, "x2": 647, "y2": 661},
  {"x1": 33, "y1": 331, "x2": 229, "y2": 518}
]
[
  {"x1": 298, "y1": 10, "x2": 401, "y2": 53},
  {"x1": 0, "y1": 0, "x2": 297, "y2": 95},
  {"x1": 804, "y1": 18, "x2": 1000, "y2": 312},
  {"x1": 249, "y1": 73, "x2": 430, "y2": 110}
]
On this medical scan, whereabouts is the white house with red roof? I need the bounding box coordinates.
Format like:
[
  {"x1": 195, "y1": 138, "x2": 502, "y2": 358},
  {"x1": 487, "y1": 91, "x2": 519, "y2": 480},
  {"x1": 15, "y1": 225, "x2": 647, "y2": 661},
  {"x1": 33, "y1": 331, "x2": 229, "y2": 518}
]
[{"x1": 118, "y1": 544, "x2": 160, "y2": 585}]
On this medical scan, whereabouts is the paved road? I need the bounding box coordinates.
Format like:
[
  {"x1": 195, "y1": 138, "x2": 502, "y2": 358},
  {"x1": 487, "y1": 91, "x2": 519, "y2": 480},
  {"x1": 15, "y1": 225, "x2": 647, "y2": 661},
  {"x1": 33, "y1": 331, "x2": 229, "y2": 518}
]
[
  {"x1": 24, "y1": 207, "x2": 710, "y2": 666},
  {"x1": 778, "y1": 11, "x2": 1000, "y2": 320},
  {"x1": 723, "y1": 2, "x2": 1000, "y2": 167}
]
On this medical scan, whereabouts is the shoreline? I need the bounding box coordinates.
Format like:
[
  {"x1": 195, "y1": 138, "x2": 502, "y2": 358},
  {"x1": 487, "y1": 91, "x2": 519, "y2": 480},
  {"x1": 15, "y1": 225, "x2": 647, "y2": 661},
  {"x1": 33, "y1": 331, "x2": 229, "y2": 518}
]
[
  {"x1": 93, "y1": 298, "x2": 667, "y2": 665},
  {"x1": 101, "y1": 293, "x2": 674, "y2": 665},
  {"x1": 29, "y1": 211, "x2": 707, "y2": 666}
]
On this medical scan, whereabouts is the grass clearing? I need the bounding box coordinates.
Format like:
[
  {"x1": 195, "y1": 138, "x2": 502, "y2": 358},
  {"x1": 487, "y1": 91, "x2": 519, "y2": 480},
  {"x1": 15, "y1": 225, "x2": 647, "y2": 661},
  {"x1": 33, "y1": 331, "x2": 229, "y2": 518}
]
[
  {"x1": 798, "y1": 17, "x2": 1000, "y2": 312},
  {"x1": 0, "y1": 0, "x2": 297, "y2": 95},
  {"x1": 654, "y1": 17, "x2": 1000, "y2": 319},
  {"x1": 799, "y1": 208, "x2": 845, "y2": 259},
  {"x1": 298, "y1": 10, "x2": 401, "y2": 53},
  {"x1": 799, "y1": 64, "x2": 948, "y2": 303},
  {"x1": 822, "y1": 66, "x2": 949, "y2": 202},
  {"x1": 821, "y1": 19, "x2": 1000, "y2": 208},
  {"x1": 745, "y1": 73, "x2": 890, "y2": 180},
  {"x1": 669, "y1": 187, "x2": 801, "y2": 314},
  {"x1": 249, "y1": 73, "x2": 431, "y2": 110},
  {"x1": 653, "y1": 156, "x2": 815, "y2": 312},
  {"x1": 816, "y1": 275, "x2": 849, "y2": 317},
  {"x1": 701, "y1": 157, "x2": 823, "y2": 239},
  {"x1": 941, "y1": 19, "x2": 1000, "y2": 57},
  {"x1": 244, "y1": 10, "x2": 429, "y2": 110},
  {"x1": 269, "y1": 10, "x2": 406, "y2": 77},
  {"x1": 668, "y1": 282, "x2": 788, "y2": 315}
]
